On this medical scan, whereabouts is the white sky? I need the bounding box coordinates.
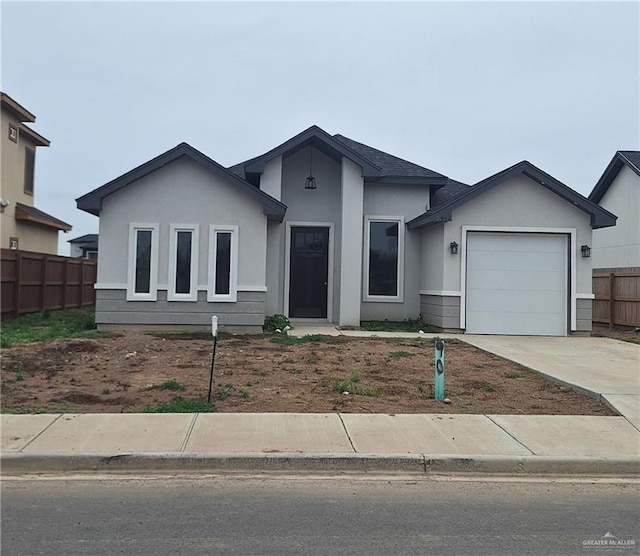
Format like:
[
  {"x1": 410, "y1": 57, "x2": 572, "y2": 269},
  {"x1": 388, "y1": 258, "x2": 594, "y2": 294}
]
[{"x1": 1, "y1": 1, "x2": 638, "y2": 254}]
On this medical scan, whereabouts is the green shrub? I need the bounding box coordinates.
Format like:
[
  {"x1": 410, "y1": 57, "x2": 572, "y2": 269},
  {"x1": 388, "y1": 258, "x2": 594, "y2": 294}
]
[
  {"x1": 263, "y1": 314, "x2": 291, "y2": 333},
  {"x1": 151, "y1": 379, "x2": 187, "y2": 392}
]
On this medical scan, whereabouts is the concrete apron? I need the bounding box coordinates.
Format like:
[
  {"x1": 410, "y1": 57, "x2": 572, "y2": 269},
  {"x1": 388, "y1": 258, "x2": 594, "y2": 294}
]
[{"x1": 2, "y1": 413, "x2": 639, "y2": 476}]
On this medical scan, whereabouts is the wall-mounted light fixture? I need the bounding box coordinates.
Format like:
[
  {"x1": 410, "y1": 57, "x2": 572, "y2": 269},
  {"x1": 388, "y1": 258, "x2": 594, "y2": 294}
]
[
  {"x1": 450, "y1": 241, "x2": 459, "y2": 255},
  {"x1": 581, "y1": 245, "x2": 591, "y2": 258},
  {"x1": 304, "y1": 147, "x2": 317, "y2": 190}
]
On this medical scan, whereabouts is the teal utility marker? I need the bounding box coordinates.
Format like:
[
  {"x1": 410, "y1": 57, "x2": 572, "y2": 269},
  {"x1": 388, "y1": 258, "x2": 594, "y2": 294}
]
[{"x1": 434, "y1": 339, "x2": 445, "y2": 401}]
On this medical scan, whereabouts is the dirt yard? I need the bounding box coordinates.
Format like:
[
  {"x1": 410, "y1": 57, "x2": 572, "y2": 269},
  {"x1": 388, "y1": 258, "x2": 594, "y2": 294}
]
[{"x1": 1, "y1": 332, "x2": 617, "y2": 415}]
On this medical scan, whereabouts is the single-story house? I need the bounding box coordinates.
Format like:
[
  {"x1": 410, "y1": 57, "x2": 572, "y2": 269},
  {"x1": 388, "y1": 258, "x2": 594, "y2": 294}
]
[
  {"x1": 588, "y1": 151, "x2": 639, "y2": 272},
  {"x1": 76, "y1": 126, "x2": 616, "y2": 335}
]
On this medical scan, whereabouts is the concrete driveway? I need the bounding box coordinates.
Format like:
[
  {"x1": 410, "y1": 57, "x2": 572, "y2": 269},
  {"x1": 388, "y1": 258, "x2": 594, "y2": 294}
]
[{"x1": 459, "y1": 335, "x2": 640, "y2": 430}]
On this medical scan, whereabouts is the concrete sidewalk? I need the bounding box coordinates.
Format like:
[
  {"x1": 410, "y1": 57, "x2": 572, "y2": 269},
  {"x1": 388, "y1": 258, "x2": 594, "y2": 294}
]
[{"x1": 2, "y1": 412, "x2": 639, "y2": 475}]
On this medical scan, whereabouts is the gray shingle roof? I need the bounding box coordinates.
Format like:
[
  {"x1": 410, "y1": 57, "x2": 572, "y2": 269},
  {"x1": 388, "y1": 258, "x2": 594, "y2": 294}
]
[
  {"x1": 332, "y1": 134, "x2": 446, "y2": 180},
  {"x1": 68, "y1": 234, "x2": 98, "y2": 244},
  {"x1": 430, "y1": 179, "x2": 471, "y2": 209}
]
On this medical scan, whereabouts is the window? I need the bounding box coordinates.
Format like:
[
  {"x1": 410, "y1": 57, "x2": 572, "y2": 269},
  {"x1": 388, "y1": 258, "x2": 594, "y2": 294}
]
[
  {"x1": 127, "y1": 224, "x2": 158, "y2": 301},
  {"x1": 9, "y1": 237, "x2": 19, "y2": 250},
  {"x1": 168, "y1": 224, "x2": 199, "y2": 301},
  {"x1": 24, "y1": 147, "x2": 35, "y2": 195},
  {"x1": 8, "y1": 123, "x2": 18, "y2": 142},
  {"x1": 364, "y1": 216, "x2": 404, "y2": 302},
  {"x1": 208, "y1": 225, "x2": 238, "y2": 302}
]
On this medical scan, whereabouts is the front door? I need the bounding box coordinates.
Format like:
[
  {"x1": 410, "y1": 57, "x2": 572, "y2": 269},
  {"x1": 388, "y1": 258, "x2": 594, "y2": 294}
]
[{"x1": 289, "y1": 226, "x2": 329, "y2": 318}]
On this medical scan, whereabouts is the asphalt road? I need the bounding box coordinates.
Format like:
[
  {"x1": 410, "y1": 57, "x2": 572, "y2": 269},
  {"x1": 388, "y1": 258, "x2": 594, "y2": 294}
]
[{"x1": 2, "y1": 475, "x2": 638, "y2": 555}]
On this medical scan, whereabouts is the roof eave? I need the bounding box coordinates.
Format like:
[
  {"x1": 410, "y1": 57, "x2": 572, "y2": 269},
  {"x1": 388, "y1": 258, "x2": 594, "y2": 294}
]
[{"x1": 368, "y1": 176, "x2": 448, "y2": 187}]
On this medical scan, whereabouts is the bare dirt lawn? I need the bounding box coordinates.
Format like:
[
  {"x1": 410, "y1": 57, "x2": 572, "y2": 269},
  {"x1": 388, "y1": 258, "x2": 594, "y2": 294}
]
[{"x1": 1, "y1": 333, "x2": 617, "y2": 415}]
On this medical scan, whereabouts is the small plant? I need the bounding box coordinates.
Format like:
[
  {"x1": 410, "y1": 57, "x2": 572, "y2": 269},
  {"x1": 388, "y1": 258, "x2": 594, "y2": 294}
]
[
  {"x1": 217, "y1": 384, "x2": 235, "y2": 400},
  {"x1": 389, "y1": 351, "x2": 415, "y2": 358},
  {"x1": 531, "y1": 404, "x2": 546, "y2": 410},
  {"x1": 15, "y1": 372, "x2": 25, "y2": 381},
  {"x1": 288, "y1": 368, "x2": 303, "y2": 375},
  {"x1": 416, "y1": 383, "x2": 430, "y2": 398},
  {"x1": 269, "y1": 334, "x2": 335, "y2": 346},
  {"x1": 505, "y1": 372, "x2": 523, "y2": 379},
  {"x1": 144, "y1": 397, "x2": 214, "y2": 413},
  {"x1": 327, "y1": 371, "x2": 381, "y2": 397},
  {"x1": 153, "y1": 379, "x2": 187, "y2": 392},
  {"x1": 263, "y1": 314, "x2": 291, "y2": 333},
  {"x1": 101, "y1": 388, "x2": 111, "y2": 395},
  {"x1": 239, "y1": 388, "x2": 250, "y2": 400},
  {"x1": 484, "y1": 383, "x2": 496, "y2": 393}
]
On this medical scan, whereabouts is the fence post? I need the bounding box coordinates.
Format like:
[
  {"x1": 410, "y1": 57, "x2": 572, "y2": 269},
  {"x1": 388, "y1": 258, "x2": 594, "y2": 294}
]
[
  {"x1": 79, "y1": 258, "x2": 85, "y2": 308},
  {"x1": 62, "y1": 258, "x2": 68, "y2": 310},
  {"x1": 608, "y1": 272, "x2": 615, "y2": 329},
  {"x1": 40, "y1": 255, "x2": 48, "y2": 312},
  {"x1": 13, "y1": 251, "x2": 22, "y2": 318}
]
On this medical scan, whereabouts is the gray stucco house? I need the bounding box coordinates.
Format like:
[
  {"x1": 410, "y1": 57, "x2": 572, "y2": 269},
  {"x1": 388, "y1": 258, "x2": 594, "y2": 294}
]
[
  {"x1": 588, "y1": 151, "x2": 639, "y2": 272},
  {"x1": 76, "y1": 126, "x2": 616, "y2": 336}
]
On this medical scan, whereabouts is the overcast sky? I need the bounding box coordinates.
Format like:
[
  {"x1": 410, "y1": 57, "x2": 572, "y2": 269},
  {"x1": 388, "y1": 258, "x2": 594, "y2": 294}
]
[{"x1": 2, "y1": 1, "x2": 638, "y2": 254}]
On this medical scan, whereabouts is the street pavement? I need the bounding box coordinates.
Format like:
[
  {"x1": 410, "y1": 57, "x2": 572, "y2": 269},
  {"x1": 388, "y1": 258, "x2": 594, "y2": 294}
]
[{"x1": 1, "y1": 329, "x2": 639, "y2": 476}]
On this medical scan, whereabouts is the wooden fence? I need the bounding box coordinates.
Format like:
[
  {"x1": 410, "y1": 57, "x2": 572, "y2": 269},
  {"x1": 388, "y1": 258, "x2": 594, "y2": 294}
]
[
  {"x1": 593, "y1": 271, "x2": 640, "y2": 328},
  {"x1": 1, "y1": 249, "x2": 97, "y2": 319}
]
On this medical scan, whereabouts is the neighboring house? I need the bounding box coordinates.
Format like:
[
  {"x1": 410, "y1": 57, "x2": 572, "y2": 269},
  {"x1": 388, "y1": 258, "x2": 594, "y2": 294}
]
[
  {"x1": 588, "y1": 151, "x2": 639, "y2": 271},
  {"x1": 68, "y1": 233, "x2": 99, "y2": 260},
  {"x1": 0, "y1": 92, "x2": 72, "y2": 253},
  {"x1": 77, "y1": 125, "x2": 615, "y2": 336}
]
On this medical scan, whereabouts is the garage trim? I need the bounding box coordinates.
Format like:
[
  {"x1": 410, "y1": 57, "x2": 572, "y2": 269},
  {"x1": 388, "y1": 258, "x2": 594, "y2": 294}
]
[{"x1": 460, "y1": 226, "x2": 577, "y2": 332}]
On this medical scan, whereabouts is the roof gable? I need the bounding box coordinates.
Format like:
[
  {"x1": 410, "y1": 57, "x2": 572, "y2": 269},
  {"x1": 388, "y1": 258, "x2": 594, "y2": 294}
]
[
  {"x1": 408, "y1": 160, "x2": 617, "y2": 230},
  {"x1": 229, "y1": 126, "x2": 448, "y2": 188},
  {"x1": 588, "y1": 150, "x2": 640, "y2": 204},
  {"x1": 76, "y1": 143, "x2": 286, "y2": 221}
]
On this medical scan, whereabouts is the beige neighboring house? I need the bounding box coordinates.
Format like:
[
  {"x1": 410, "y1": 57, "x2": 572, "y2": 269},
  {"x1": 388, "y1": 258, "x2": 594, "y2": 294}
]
[{"x1": 1, "y1": 92, "x2": 71, "y2": 254}]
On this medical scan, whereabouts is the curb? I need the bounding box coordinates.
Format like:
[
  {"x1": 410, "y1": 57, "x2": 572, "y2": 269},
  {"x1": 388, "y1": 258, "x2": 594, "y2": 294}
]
[{"x1": 3, "y1": 453, "x2": 639, "y2": 476}]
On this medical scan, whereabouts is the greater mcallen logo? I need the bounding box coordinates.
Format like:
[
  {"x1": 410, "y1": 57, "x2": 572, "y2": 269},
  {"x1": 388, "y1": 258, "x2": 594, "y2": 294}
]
[{"x1": 583, "y1": 532, "x2": 636, "y2": 549}]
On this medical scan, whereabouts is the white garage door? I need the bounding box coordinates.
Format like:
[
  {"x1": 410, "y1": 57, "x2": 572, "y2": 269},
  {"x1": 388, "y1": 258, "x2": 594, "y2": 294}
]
[{"x1": 465, "y1": 232, "x2": 567, "y2": 336}]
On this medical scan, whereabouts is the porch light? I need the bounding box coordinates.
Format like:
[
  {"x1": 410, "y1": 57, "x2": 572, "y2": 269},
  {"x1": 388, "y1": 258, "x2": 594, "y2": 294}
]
[
  {"x1": 581, "y1": 244, "x2": 591, "y2": 258},
  {"x1": 304, "y1": 147, "x2": 317, "y2": 190},
  {"x1": 450, "y1": 241, "x2": 459, "y2": 255}
]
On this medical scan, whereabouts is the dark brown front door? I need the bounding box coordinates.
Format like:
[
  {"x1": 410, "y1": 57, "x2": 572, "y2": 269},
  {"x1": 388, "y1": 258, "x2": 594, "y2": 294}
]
[{"x1": 289, "y1": 227, "x2": 329, "y2": 318}]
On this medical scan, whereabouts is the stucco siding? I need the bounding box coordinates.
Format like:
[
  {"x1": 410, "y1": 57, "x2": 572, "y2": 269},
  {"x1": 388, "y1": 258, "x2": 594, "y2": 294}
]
[
  {"x1": 419, "y1": 226, "x2": 445, "y2": 291},
  {"x1": 96, "y1": 289, "x2": 265, "y2": 328},
  {"x1": 591, "y1": 165, "x2": 640, "y2": 269},
  {"x1": 363, "y1": 183, "x2": 430, "y2": 221},
  {"x1": 97, "y1": 156, "x2": 268, "y2": 289}
]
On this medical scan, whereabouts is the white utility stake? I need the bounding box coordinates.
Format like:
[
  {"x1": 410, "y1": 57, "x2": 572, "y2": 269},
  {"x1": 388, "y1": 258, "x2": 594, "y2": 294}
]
[{"x1": 207, "y1": 316, "x2": 219, "y2": 404}]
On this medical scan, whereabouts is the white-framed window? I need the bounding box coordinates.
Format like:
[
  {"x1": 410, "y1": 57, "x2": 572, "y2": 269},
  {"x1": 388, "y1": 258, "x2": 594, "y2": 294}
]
[
  {"x1": 363, "y1": 216, "x2": 405, "y2": 302},
  {"x1": 168, "y1": 224, "x2": 199, "y2": 302},
  {"x1": 208, "y1": 225, "x2": 238, "y2": 302},
  {"x1": 127, "y1": 223, "x2": 159, "y2": 301}
]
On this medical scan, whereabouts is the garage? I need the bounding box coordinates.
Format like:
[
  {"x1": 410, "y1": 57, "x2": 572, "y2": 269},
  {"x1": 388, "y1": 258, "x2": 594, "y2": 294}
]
[{"x1": 465, "y1": 232, "x2": 568, "y2": 336}]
